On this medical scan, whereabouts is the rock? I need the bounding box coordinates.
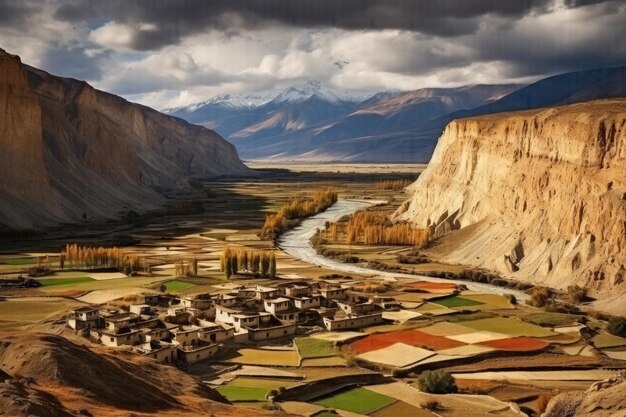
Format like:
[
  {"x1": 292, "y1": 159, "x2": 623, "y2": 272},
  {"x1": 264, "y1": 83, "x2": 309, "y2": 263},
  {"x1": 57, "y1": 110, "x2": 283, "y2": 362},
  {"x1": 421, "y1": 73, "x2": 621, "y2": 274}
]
[
  {"x1": 0, "y1": 49, "x2": 251, "y2": 229},
  {"x1": 396, "y1": 99, "x2": 626, "y2": 307}
]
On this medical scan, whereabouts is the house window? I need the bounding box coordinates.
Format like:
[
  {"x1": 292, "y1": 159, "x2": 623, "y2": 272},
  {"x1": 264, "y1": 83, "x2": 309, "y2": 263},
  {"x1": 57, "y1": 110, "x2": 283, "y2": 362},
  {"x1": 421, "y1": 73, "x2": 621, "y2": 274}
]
[
  {"x1": 266, "y1": 332, "x2": 269, "y2": 337},
  {"x1": 110, "y1": 337, "x2": 114, "y2": 342}
]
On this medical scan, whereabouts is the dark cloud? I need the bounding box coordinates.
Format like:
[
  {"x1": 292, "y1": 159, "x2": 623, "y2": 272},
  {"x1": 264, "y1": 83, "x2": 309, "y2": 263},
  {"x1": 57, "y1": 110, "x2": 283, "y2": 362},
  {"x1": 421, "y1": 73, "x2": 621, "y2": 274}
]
[
  {"x1": 0, "y1": 0, "x2": 37, "y2": 25},
  {"x1": 41, "y1": 44, "x2": 108, "y2": 81},
  {"x1": 53, "y1": 0, "x2": 558, "y2": 50}
]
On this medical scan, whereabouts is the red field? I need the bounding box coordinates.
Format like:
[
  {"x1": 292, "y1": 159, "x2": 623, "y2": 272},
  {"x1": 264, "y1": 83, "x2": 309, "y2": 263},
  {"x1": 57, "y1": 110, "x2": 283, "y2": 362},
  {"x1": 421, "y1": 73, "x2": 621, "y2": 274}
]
[
  {"x1": 480, "y1": 337, "x2": 549, "y2": 352},
  {"x1": 350, "y1": 329, "x2": 465, "y2": 354},
  {"x1": 407, "y1": 281, "x2": 457, "y2": 294}
]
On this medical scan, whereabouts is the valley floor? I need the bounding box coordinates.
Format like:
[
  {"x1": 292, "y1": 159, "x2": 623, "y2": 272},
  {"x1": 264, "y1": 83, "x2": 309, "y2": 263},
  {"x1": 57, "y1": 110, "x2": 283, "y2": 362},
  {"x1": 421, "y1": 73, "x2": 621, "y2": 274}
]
[{"x1": 0, "y1": 163, "x2": 624, "y2": 417}]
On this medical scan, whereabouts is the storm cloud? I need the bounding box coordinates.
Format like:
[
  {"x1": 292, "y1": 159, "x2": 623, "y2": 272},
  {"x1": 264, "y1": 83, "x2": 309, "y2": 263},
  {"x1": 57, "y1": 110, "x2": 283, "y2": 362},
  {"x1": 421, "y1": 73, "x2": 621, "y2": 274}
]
[{"x1": 1, "y1": 0, "x2": 624, "y2": 109}]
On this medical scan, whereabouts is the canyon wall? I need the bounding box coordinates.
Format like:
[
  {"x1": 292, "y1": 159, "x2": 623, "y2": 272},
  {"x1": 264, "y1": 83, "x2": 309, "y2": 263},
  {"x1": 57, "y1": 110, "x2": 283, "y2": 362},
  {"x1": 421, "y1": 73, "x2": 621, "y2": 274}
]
[
  {"x1": 395, "y1": 99, "x2": 626, "y2": 305},
  {"x1": 0, "y1": 50, "x2": 250, "y2": 229}
]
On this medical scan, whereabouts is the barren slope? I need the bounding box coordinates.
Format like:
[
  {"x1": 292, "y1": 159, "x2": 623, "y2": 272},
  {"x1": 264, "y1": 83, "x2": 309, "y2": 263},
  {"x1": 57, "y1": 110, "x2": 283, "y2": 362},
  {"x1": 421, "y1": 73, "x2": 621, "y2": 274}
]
[
  {"x1": 0, "y1": 49, "x2": 250, "y2": 229},
  {"x1": 0, "y1": 333, "x2": 294, "y2": 417},
  {"x1": 395, "y1": 99, "x2": 626, "y2": 310}
]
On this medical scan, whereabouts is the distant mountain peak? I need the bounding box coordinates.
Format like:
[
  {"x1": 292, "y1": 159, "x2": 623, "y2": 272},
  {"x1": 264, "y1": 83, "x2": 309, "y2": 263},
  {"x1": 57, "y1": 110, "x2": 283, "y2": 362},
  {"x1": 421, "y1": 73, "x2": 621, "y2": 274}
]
[{"x1": 272, "y1": 80, "x2": 375, "y2": 105}]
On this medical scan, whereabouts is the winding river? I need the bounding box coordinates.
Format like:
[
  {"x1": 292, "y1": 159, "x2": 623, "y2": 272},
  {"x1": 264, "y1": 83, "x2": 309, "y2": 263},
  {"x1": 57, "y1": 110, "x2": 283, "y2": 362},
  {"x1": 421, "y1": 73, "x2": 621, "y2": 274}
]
[{"x1": 278, "y1": 199, "x2": 529, "y2": 301}]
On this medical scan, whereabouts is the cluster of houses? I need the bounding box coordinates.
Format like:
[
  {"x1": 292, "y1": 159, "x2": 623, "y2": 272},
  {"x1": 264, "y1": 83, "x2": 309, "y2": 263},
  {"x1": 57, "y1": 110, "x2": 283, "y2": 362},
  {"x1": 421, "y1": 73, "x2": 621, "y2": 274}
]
[{"x1": 67, "y1": 280, "x2": 396, "y2": 365}]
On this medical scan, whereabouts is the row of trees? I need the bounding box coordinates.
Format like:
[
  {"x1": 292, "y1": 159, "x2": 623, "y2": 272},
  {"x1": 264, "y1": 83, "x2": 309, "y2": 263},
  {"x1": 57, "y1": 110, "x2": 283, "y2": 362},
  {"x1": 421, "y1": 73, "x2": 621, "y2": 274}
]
[
  {"x1": 374, "y1": 179, "x2": 413, "y2": 190},
  {"x1": 220, "y1": 246, "x2": 276, "y2": 279},
  {"x1": 62, "y1": 244, "x2": 148, "y2": 274},
  {"x1": 174, "y1": 258, "x2": 198, "y2": 277},
  {"x1": 320, "y1": 210, "x2": 429, "y2": 247},
  {"x1": 261, "y1": 188, "x2": 338, "y2": 239}
]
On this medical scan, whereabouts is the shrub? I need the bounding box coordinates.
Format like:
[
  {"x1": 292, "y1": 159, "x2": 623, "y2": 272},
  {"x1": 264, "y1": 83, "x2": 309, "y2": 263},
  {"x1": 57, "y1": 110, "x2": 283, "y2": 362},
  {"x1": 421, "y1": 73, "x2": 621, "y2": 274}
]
[
  {"x1": 417, "y1": 370, "x2": 457, "y2": 394},
  {"x1": 159, "y1": 284, "x2": 167, "y2": 293},
  {"x1": 506, "y1": 294, "x2": 518, "y2": 305},
  {"x1": 374, "y1": 179, "x2": 413, "y2": 190},
  {"x1": 607, "y1": 316, "x2": 626, "y2": 337},
  {"x1": 528, "y1": 286, "x2": 552, "y2": 308},
  {"x1": 567, "y1": 285, "x2": 588, "y2": 303}
]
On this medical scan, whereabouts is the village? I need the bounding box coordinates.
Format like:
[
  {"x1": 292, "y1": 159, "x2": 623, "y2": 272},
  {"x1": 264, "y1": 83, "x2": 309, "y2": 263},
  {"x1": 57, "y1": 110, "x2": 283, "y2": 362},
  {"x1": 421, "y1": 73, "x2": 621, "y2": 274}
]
[{"x1": 67, "y1": 279, "x2": 385, "y2": 365}]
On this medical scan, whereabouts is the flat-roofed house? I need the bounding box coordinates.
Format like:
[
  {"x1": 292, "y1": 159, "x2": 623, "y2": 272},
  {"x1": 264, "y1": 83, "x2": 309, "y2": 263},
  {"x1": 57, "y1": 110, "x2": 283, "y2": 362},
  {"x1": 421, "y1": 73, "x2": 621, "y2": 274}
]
[{"x1": 68, "y1": 307, "x2": 101, "y2": 330}]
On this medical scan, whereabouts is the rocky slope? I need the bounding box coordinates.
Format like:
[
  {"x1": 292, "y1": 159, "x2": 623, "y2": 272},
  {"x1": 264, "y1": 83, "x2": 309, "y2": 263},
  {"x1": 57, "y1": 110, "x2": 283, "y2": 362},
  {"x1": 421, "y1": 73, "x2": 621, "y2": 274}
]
[
  {"x1": 0, "y1": 49, "x2": 250, "y2": 230},
  {"x1": 0, "y1": 333, "x2": 294, "y2": 417},
  {"x1": 395, "y1": 99, "x2": 626, "y2": 308},
  {"x1": 542, "y1": 372, "x2": 626, "y2": 417}
]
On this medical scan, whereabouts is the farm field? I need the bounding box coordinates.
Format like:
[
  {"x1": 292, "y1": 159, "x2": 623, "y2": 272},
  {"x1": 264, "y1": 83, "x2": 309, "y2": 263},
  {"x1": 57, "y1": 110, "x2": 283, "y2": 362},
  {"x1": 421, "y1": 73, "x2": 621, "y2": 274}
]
[
  {"x1": 350, "y1": 329, "x2": 464, "y2": 354},
  {"x1": 313, "y1": 387, "x2": 396, "y2": 414},
  {"x1": 225, "y1": 348, "x2": 301, "y2": 367},
  {"x1": 295, "y1": 336, "x2": 336, "y2": 358},
  {"x1": 460, "y1": 317, "x2": 557, "y2": 338},
  {"x1": 161, "y1": 279, "x2": 197, "y2": 292},
  {"x1": 37, "y1": 277, "x2": 94, "y2": 286}
]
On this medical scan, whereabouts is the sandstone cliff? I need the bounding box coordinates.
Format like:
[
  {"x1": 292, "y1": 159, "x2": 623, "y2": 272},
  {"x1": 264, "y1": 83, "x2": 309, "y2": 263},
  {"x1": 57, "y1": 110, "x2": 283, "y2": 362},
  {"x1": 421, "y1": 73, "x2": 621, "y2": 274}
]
[
  {"x1": 395, "y1": 99, "x2": 626, "y2": 309},
  {"x1": 0, "y1": 49, "x2": 250, "y2": 229}
]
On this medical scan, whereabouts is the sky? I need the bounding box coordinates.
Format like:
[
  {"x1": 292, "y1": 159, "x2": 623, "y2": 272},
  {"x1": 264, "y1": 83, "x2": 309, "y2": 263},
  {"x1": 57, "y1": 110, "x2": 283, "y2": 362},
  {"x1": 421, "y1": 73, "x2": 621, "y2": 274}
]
[{"x1": 1, "y1": 0, "x2": 625, "y2": 110}]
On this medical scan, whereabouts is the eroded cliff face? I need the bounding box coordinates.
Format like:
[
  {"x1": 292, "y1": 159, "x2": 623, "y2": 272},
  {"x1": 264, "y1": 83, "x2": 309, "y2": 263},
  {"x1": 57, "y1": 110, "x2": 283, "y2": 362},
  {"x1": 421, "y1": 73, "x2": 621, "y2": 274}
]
[
  {"x1": 395, "y1": 99, "x2": 626, "y2": 302},
  {"x1": 0, "y1": 50, "x2": 250, "y2": 229}
]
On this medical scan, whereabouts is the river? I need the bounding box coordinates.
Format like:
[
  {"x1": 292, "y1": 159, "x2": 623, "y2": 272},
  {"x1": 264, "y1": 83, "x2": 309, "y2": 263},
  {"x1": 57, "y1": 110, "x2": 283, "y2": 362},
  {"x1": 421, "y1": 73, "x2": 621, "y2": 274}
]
[{"x1": 278, "y1": 199, "x2": 528, "y2": 301}]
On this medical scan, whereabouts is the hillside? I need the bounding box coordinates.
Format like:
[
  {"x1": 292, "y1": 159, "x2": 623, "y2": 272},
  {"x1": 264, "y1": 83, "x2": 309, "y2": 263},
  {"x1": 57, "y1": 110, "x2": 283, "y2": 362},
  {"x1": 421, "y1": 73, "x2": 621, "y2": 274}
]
[
  {"x1": 0, "y1": 49, "x2": 250, "y2": 230},
  {"x1": 395, "y1": 99, "x2": 626, "y2": 312},
  {"x1": 0, "y1": 333, "x2": 294, "y2": 417}
]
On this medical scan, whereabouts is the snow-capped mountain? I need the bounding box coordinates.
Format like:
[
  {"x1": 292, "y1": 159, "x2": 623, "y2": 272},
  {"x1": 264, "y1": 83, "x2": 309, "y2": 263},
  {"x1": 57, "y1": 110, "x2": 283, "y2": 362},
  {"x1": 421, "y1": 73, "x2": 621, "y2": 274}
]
[{"x1": 270, "y1": 80, "x2": 376, "y2": 104}]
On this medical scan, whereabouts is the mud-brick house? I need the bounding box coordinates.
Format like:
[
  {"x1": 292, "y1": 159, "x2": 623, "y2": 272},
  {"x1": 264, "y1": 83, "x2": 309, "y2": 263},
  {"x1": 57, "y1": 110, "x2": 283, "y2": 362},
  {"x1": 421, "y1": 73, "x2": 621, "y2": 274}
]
[
  {"x1": 100, "y1": 328, "x2": 142, "y2": 347},
  {"x1": 247, "y1": 322, "x2": 297, "y2": 342},
  {"x1": 172, "y1": 325, "x2": 202, "y2": 348},
  {"x1": 254, "y1": 286, "x2": 280, "y2": 300},
  {"x1": 336, "y1": 301, "x2": 382, "y2": 316},
  {"x1": 181, "y1": 293, "x2": 213, "y2": 310},
  {"x1": 68, "y1": 307, "x2": 102, "y2": 330},
  {"x1": 370, "y1": 296, "x2": 401, "y2": 311},
  {"x1": 277, "y1": 282, "x2": 313, "y2": 297},
  {"x1": 198, "y1": 322, "x2": 235, "y2": 344},
  {"x1": 320, "y1": 285, "x2": 348, "y2": 300},
  {"x1": 104, "y1": 313, "x2": 138, "y2": 333},
  {"x1": 134, "y1": 341, "x2": 177, "y2": 363},
  {"x1": 177, "y1": 342, "x2": 219, "y2": 364},
  {"x1": 322, "y1": 312, "x2": 384, "y2": 331},
  {"x1": 129, "y1": 304, "x2": 152, "y2": 315},
  {"x1": 289, "y1": 294, "x2": 323, "y2": 310}
]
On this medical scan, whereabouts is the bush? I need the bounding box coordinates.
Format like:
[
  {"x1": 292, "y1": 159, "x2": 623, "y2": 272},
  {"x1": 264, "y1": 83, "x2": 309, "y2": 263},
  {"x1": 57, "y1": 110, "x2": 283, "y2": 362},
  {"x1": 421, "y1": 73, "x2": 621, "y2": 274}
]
[
  {"x1": 528, "y1": 286, "x2": 552, "y2": 308},
  {"x1": 607, "y1": 317, "x2": 626, "y2": 337},
  {"x1": 567, "y1": 285, "x2": 588, "y2": 303},
  {"x1": 506, "y1": 294, "x2": 517, "y2": 305},
  {"x1": 417, "y1": 370, "x2": 457, "y2": 394}
]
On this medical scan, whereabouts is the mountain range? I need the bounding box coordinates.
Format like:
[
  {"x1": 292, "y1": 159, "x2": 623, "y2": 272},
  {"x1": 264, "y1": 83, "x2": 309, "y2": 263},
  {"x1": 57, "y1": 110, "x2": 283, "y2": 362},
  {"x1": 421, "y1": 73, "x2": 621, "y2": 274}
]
[{"x1": 170, "y1": 66, "x2": 626, "y2": 162}]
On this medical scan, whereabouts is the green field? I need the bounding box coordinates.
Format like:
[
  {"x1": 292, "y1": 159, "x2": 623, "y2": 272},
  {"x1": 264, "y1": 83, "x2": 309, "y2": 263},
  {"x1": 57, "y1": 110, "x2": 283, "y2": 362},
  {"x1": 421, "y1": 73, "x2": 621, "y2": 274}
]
[
  {"x1": 461, "y1": 317, "x2": 556, "y2": 337},
  {"x1": 522, "y1": 312, "x2": 581, "y2": 327},
  {"x1": 38, "y1": 277, "x2": 94, "y2": 286},
  {"x1": 217, "y1": 386, "x2": 269, "y2": 402},
  {"x1": 217, "y1": 377, "x2": 297, "y2": 402},
  {"x1": 432, "y1": 296, "x2": 483, "y2": 308},
  {"x1": 313, "y1": 388, "x2": 396, "y2": 414},
  {"x1": 295, "y1": 336, "x2": 336, "y2": 358},
  {"x1": 162, "y1": 280, "x2": 197, "y2": 292},
  {"x1": 1, "y1": 257, "x2": 35, "y2": 265}
]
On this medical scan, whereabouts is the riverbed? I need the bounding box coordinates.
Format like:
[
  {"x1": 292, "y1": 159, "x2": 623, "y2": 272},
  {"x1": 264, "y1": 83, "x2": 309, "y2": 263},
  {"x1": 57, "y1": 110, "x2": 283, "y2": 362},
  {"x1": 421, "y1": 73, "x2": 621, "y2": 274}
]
[{"x1": 278, "y1": 199, "x2": 529, "y2": 301}]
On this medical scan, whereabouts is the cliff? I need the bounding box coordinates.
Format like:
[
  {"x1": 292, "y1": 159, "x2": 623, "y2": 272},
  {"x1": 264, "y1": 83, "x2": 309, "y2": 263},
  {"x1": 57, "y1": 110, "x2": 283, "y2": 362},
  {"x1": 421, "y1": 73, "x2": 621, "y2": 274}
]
[
  {"x1": 0, "y1": 49, "x2": 250, "y2": 229},
  {"x1": 395, "y1": 99, "x2": 626, "y2": 309}
]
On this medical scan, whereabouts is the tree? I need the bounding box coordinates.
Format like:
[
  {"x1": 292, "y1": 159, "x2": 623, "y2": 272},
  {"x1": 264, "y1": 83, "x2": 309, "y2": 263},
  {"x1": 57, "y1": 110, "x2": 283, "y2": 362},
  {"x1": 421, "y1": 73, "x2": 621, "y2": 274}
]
[
  {"x1": 159, "y1": 284, "x2": 167, "y2": 293},
  {"x1": 269, "y1": 253, "x2": 277, "y2": 278},
  {"x1": 192, "y1": 258, "x2": 198, "y2": 276},
  {"x1": 417, "y1": 370, "x2": 457, "y2": 394},
  {"x1": 59, "y1": 254, "x2": 65, "y2": 270},
  {"x1": 225, "y1": 256, "x2": 232, "y2": 279}
]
